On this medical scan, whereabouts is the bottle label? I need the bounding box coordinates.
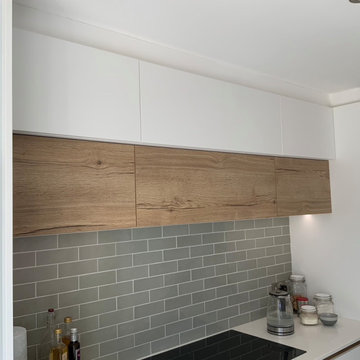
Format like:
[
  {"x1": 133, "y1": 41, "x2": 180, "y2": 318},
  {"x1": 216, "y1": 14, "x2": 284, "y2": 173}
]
[
  {"x1": 62, "y1": 353, "x2": 67, "y2": 360},
  {"x1": 291, "y1": 295, "x2": 303, "y2": 312},
  {"x1": 76, "y1": 349, "x2": 80, "y2": 359}
]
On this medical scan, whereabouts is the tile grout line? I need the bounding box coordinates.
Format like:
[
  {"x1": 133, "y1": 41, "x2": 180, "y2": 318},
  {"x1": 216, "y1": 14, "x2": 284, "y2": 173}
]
[{"x1": 13, "y1": 218, "x2": 291, "y2": 358}]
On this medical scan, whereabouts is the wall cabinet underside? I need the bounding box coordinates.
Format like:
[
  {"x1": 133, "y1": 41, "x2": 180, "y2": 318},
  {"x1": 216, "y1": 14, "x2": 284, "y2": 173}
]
[{"x1": 13, "y1": 135, "x2": 332, "y2": 237}]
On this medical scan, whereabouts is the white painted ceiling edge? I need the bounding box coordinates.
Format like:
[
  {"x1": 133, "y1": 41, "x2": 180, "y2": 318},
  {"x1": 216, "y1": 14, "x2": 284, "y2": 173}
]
[{"x1": 13, "y1": 3, "x2": 359, "y2": 108}]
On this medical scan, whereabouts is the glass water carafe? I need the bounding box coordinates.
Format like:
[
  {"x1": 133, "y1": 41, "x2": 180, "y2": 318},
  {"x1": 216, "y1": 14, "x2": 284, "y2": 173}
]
[{"x1": 267, "y1": 290, "x2": 294, "y2": 336}]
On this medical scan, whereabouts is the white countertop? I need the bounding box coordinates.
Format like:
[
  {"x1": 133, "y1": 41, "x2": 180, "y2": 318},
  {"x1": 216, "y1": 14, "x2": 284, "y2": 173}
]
[{"x1": 233, "y1": 316, "x2": 360, "y2": 360}]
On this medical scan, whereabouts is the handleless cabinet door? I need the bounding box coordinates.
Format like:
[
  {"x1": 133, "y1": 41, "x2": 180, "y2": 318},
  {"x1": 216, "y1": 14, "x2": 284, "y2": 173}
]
[
  {"x1": 135, "y1": 145, "x2": 277, "y2": 227},
  {"x1": 275, "y1": 157, "x2": 331, "y2": 216},
  {"x1": 140, "y1": 61, "x2": 282, "y2": 156},
  {"x1": 281, "y1": 97, "x2": 335, "y2": 159},
  {"x1": 13, "y1": 135, "x2": 136, "y2": 236},
  {"x1": 13, "y1": 29, "x2": 141, "y2": 143},
  {"x1": 326, "y1": 343, "x2": 360, "y2": 359}
]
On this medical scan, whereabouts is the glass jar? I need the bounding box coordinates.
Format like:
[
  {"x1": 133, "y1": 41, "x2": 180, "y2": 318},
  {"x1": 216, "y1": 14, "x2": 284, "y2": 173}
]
[
  {"x1": 296, "y1": 297, "x2": 309, "y2": 316},
  {"x1": 300, "y1": 305, "x2": 319, "y2": 326},
  {"x1": 289, "y1": 274, "x2": 307, "y2": 313},
  {"x1": 313, "y1": 293, "x2": 334, "y2": 314}
]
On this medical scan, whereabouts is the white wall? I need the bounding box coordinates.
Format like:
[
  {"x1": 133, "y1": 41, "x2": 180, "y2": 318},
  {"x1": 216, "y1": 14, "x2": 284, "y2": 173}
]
[
  {"x1": 0, "y1": 0, "x2": 13, "y2": 359},
  {"x1": 291, "y1": 101, "x2": 360, "y2": 320}
]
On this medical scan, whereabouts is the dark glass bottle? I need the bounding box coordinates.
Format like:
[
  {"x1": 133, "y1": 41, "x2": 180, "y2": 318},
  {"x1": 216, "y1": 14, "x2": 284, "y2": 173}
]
[{"x1": 68, "y1": 328, "x2": 80, "y2": 360}]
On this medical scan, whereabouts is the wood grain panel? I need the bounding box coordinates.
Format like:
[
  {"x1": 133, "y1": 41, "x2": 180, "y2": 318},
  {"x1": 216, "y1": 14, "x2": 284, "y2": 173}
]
[
  {"x1": 275, "y1": 157, "x2": 331, "y2": 216},
  {"x1": 135, "y1": 146, "x2": 277, "y2": 227},
  {"x1": 14, "y1": 135, "x2": 136, "y2": 236}
]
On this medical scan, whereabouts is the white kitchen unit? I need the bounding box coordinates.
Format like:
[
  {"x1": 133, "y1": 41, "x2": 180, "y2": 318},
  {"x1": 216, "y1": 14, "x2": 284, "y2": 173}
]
[
  {"x1": 281, "y1": 97, "x2": 335, "y2": 159},
  {"x1": 13, "y1": 29, "x2": 141, "y2": 142},
  {"x1": 335, "y1": 346, "x2": 360, "y2": 360},
  {"x1": 13, "y1": 29, "x2": 336, "y2": 160},
  {"x1": 140, "y1": 61, "x2": 283, "y2": 156}
]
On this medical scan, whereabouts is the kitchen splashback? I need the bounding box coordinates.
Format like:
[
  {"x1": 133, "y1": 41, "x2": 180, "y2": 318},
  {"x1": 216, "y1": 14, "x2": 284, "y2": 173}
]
[{"x1": 13, "y1": 218, "x2": 291, "y2": 360}]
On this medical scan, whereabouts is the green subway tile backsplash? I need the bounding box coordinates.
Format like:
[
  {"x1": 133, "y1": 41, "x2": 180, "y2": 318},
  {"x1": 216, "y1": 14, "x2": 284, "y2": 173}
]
[{"x1": 13, "y1": 217, "x2": 291, "y2": 360}]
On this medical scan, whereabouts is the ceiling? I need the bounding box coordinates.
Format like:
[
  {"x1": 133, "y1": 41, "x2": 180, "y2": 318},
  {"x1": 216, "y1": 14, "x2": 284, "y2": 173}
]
[{"x1": 14, "y1": 0, "x2": 360, "y2": 94}]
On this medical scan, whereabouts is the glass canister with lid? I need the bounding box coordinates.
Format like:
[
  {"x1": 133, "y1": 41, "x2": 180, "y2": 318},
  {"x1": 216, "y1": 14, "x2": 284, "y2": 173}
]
[
  {"x1": 313, "y1": 293, "x2": 334, "y2": 314},
  {"x1": 289, "y1": 274, "x2": 307, "y2": 313},
  {"x1": 300, "y1": 305, "x2": 319, "y2": 326}
]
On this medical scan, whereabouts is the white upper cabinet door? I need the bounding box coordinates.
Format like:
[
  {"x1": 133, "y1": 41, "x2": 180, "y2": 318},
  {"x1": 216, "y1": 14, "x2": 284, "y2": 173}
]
[
  {"x1": 140, "y1": 61, "x2": 282, "y2": 156},
  {"x1": 13, "y1": 29, "x2": 141, "y2": 142},
  {"x1": 281, "y1": 97, "x2": 335, "y2": 159}
]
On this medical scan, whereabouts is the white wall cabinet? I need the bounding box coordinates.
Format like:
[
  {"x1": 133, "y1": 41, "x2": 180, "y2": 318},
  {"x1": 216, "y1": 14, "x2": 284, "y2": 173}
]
[
  {"x1": 13, "y1": 29, "x2": 335, "y2": 159},
  {"x1": 13, "y1": 29, "x2": 141, "y2": 143},
  {"x1": 140, "y1": 61, "x2": 283, "y2": 156},
  {"x1": 281, "y1": 97, "x2": 335, "y2": 159}
]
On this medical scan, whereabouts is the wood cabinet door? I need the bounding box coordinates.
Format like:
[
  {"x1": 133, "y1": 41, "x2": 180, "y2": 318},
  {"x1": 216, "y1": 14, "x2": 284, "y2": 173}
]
[
  {"x1": 135, "y1": 146, "x2": 277, "y2": 227},
  {"x1": 275, "y1": 157, "x2": 331, "y2": 216},
  {"x1": 13, "y1": 135, "x2": 136, "y2": 236}
]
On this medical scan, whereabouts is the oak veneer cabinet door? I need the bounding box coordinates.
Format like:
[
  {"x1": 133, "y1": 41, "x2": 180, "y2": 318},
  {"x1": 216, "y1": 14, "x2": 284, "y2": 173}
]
[
  {"x1": 14, "y1": 135, "x2": 136, "y2": 236},
  {"x1": 275, "y1": 157, "x2": 331, "y2": 216},
  {"x1": 135, "y1": 146, "x2": 277, "y2": 227}
]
